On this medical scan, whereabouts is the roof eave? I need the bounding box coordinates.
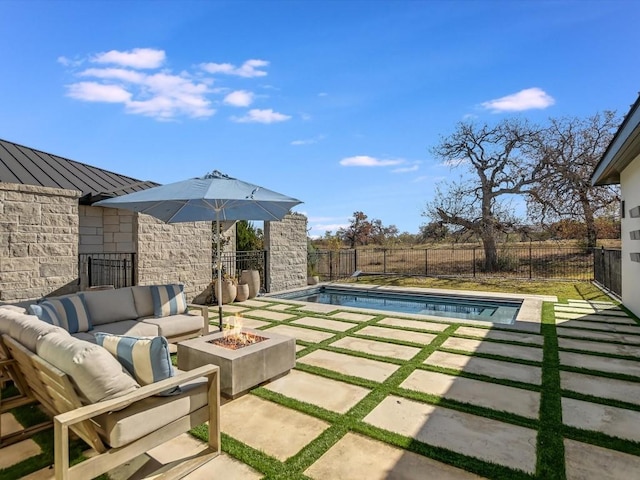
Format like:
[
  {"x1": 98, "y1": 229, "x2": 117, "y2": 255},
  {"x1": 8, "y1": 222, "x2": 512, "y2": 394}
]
[{"x1": 592, "y1": 94, "x2": 640, "y2": 186}]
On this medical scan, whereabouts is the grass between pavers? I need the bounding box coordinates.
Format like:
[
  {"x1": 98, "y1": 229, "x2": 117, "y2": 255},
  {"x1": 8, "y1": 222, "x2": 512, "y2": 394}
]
[{"x1": 0, "y1": 389, "x2": 107, "y2": 480}]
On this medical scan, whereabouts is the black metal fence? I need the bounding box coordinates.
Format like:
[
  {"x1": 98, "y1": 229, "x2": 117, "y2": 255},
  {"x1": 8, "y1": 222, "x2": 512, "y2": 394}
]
[
  {"x1": 216, "y1": 250, "x2": 267, "y2": 291},
  {"x1": 593, "y1": 248, "x2": 622, "y2": 297},
  {"x1": 311, "y1": 246, "x2": 595, "y2": 281},
  {"x1": 79, "y1": 253, "x2": 136, "y2": 289}
]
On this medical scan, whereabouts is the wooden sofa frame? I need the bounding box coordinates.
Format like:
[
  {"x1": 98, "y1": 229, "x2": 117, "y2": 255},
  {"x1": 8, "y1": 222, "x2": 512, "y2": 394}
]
[{"x1": 1, "y1": 334, "x2": 220, "y2": 480}]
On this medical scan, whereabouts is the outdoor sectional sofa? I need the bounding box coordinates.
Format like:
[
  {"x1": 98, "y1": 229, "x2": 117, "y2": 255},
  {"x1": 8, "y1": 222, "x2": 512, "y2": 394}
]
[{"x1": 0, "y1": 286, "x2": 220, "y2": 479}]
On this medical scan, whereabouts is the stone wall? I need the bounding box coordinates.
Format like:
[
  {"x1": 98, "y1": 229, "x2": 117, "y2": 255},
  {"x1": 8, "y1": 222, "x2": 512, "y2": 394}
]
[
  {"x1": 0, "y1": 183, "x2": 80, "y2": 302},
  {"x1": 264, "y1": 213, "x2": 307, "y2": 292},
  {"x1": 78, "y1": 206, "x2": 134, "y2": 254},
  {"x1": 135, "y1": 214, "x2": 212, "y2": 302}
]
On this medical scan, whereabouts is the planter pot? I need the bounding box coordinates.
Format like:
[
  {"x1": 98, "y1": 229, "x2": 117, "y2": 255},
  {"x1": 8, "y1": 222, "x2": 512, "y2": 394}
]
[
  {"x1": 235, "y1": 283, "x2": 250, "y2": 302},
  {"x1": 214, "y1": 279, "x2": 237, "y2": 305},
  {"x1": 240, "y1": 269, "x2": 260, "y2": 299},
  {"x1": 307, "y1": 276, "x2": 320, "y2": 285}
]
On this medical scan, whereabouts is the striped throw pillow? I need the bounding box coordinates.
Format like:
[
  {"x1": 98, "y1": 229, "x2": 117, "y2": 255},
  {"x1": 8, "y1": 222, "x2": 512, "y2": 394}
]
[
  {"x1": 41, "y1": 294, "x2": 92, "y2": 333},
  {"x1": 94, "y1": 333, "x2": 179, "y2": 396},
  {"x1": 28, "y1": 303, "x2": 62, "y2": 326},
  {"x1": 150, "y1": 284, "x2": 187, "y2": 318}
]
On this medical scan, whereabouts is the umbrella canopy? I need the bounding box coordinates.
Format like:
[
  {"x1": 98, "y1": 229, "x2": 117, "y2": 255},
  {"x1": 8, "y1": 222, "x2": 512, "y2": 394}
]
[{"x1": 94, "y1": 170, "x2": 302, "y2": 330}]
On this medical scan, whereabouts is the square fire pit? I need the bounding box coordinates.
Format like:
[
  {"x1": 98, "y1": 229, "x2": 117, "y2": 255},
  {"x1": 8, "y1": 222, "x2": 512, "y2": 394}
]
[{"x1": 177, "y1": 328, "x2": 296, "y2": 398}]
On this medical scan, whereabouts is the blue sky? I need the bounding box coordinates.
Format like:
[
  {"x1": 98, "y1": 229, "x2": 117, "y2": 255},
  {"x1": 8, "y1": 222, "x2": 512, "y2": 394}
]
[{"x1": 1, "y1": 1, "x2": 638, "y2": 237}]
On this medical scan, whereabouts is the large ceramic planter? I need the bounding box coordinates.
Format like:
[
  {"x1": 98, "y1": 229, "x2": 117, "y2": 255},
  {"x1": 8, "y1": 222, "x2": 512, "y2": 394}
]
[
  {"x1": 307, "y1": 276, "x2": 320, "y2": 285},
  {"x1": 240, "y1": 269, "x2": 260, "y2": 299},
  {"x1": 235, "y1": 283, "x2": 250, "y2": 302},
  {"x1": 214, "y1": 279, "x2": 237, "y2": 304}
]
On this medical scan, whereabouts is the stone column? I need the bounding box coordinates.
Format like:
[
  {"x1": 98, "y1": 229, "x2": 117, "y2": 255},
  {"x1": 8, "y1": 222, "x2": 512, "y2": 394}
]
[{"x1": 264, "y1": 213, "x2": 307, "y2": 292}]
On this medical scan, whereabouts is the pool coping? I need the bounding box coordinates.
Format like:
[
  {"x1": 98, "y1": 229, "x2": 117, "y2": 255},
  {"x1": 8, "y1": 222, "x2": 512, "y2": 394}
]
[{"x1": 265, "y1": 283, "x2": 557, "y2": 333}]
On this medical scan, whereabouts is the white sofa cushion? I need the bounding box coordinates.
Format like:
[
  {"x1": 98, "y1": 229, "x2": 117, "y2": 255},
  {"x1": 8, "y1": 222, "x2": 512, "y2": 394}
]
[
  {"x1": 84, "y1": 288, "x2": 139, "y2": 326},
  {"x1": 131, "y1": 286, "x2": 154, "y2": 318},
  {"x1": 94, "y1": 376, "x2": 208, "y2": 448},
  {"x1": 37, "y1": 332, "x2": 140, "y2": 404},
  {"x1": 2, "y1": 309, "x2": 69, "y2": 351},
  {"x1": 140, "y1": 313, "x2": 204, "y2": 338},
  {"x1": 91, "y1": 320, "x2": 159, "y2": 338}
]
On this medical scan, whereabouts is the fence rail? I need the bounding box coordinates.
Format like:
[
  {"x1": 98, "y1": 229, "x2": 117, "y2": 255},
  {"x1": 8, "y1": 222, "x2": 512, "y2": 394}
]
[
  {"x1": 593, "y1": 248, "x2": 622, "y2": 297},
  {"x1": 311, "y1": 246, "x2": 596, "y2": 281},
  {"x1": 78, "y1": 253, "x2": 136, "y2": 289},
  {"x1": 216, "y1": 250, "x2": 267, "y2": 291}
]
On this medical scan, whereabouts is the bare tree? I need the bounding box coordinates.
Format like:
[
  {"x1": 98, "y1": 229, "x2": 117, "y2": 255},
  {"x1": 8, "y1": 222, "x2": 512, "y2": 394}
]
[
  {"x1": 338, "y1": 211, "x2": 373, "y2": 247},
  {"x1": 425, "y1": 119, "x2": 549, "y2": 271},
  {"x1": 528, "y1": 111, "x2": 620, "y2": 248}
]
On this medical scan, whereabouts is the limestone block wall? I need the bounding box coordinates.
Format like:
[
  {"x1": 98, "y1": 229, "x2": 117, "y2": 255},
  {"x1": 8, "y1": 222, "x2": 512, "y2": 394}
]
[
  {"x1": 135, "y1": 214, "x2": 212, "y2": 302},
  {"x1": 78, "y1": 206, "x2": 134, "y2": 254},
  {"x1": 264, "y1": 213, "x2": 307, "y2": 292},
  {"x1": 0, "y1": 183, "x2": 80, "y2": 302}
]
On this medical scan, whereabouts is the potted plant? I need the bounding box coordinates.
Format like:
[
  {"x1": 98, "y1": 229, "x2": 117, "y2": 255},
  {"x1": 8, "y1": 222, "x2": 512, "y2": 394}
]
[
  {"x1": 214, "y1": 273, "x2": 238, "y2": 304},
  {"x1": 307, "y1": 242, "x2": 320, "y2": 285}
]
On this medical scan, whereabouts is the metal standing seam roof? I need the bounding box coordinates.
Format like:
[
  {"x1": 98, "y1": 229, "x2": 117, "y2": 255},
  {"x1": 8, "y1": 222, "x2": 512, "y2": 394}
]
[{"x1": 0, "y1": 138, "x2": 159, "y2": 203}]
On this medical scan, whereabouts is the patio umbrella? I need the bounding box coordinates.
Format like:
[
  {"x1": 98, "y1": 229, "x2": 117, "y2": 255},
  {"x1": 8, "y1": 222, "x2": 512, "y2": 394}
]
[{"x1": 94, "y1": 170, "x2": 302, "y2": 330}]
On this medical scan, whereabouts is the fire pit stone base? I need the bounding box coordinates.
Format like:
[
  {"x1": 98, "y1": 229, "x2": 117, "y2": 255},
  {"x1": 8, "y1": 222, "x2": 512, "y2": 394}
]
[{"x1": 177, "y1": 328, "x2": 296, "y2": 398}]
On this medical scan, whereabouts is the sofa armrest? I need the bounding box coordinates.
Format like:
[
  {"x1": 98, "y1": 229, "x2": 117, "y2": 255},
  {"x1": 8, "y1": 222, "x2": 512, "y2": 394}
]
[
  {"x1": 53, "y1": 364, "x2": 220, "y2": 479},
  {"x1": 187, "y1": 303, "x2": 209, "y2": 335}
]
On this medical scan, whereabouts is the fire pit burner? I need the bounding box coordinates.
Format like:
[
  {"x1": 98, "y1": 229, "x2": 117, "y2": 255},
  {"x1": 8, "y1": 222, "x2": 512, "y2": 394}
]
[{"x1": 207, "y1": 332, "x2": 267, "y2": 350}]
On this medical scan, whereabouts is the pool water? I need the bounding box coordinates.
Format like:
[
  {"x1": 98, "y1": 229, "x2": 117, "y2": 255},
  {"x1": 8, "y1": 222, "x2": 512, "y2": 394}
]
[{"x1": 273, "y1": 287, "x2": 520, "y2": 324}]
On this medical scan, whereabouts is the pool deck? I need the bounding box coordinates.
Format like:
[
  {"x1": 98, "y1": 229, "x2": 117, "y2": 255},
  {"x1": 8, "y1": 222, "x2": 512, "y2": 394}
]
[{"x1": 4, "y1": 290, "x2": 640, "y2": 479}]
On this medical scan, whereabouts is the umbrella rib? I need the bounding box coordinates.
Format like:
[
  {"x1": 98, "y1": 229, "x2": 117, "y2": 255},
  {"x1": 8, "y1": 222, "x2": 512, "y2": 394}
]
[{"x1": 164, "y1": 200, "x2": 191, "y2": 223}]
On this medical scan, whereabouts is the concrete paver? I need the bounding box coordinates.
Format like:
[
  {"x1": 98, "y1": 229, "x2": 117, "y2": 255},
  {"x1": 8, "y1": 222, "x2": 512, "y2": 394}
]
[
  {"x1": 557, "y1": 327, "x2": 640, "y2": 345},
  {"x1": 564, "y1": 438, "x2": 640, "y2": 480},
  {"x1": 378, "y1": 317, "x2": 449, "y2": 332},
  {"x1": 0, "y1": 439, "x2": 42, "y2": 469},
  {"x1": 237, "y1": 299, "x2": 273, "y2": 308},
  {"x1": 453, "y1": 326, "x2": 544, "y2": 345},
  {"x1": 298, "y1": 303, "x2": 341, "y2": 314},
  {"x1": 263, "y1": 370, "x2": 370, "y2": 413},
  {"x1": 558, "y1": 337, "x2": 640, "y2": 358},
  {"x1": 357, "y1": 325, "x2": 437, "y2": 345},
  {"x1": 304, "y1": 432, "x2": 484, "y2": 480},
  {"x1": 440, "y1": 337, "x2": 543, "y2": 362},
  {"x1": 559, "y1": 351, "x2": 640, "y2": 378},
  {"x1": 298, "y1": 349, "x2": 399, "y2": 382},
  {"x1": 243, "y1": 309, "x2": 296, "y2": 322},
  {"x1": 562, "y1": 397, "x2": 640, "y2": 442},
  {"x1": 292, "y1": 316, "x2": 355, "y2": 332},
  {"x1": 555, "y1": 320, "x2": 640, "y2": 335},
  {"x1": 401, "y1": 370, "x2": 540, "y2": 419},
  {"x1": 233, "y1": 317, "x2": 271, "y2": 329},
  {"x1": 220, "y1": 305, "x2": 249, "y2": 314},
  {"x1": 221, "y1": 395, "x2": 329, "y2": 461},
  {"x1": 554, "y1": 310, "x2": 637, "y2": 325},
  {"x1": 1, "y1": 412, "x2": 24, "y2": 436},
  {"x1": 329, "y1": 311, "x2": 376, "y2": 322},
  {"x1": 426, "y1": 351, "x2": 542, "y2": 385},
  {"x1": 266, "y1": 303, "x2": 297, "y2": 311},
  {"x1": 265, "y1": 324, "x2": 335, "y2": 343},
  {"x1": 364, "y1": 395, "x2": 537, "y2": 474},
  {"x1": 555, "y1": 305, "x2": 627, "y2": 317},
  {"x1": 561, "y1": 371, "x2": 640, "y2": 405},
  {"x1": 330, "y1": 336, "x2": 421, "y2": 360}
]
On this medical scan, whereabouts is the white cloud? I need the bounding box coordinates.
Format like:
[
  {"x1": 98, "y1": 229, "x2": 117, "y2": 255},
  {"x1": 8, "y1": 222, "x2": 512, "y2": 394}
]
[
  {"x1": 201, "y1": 59, "x2": 269, "y2": 78},
  {"x1": 481, "y1": 87, "x2": 555, "y2": 113},
  {"x1": 223, "y1": 90, "x2": 254, "y2": 107},
  {"x1": 79, "y1": 67, "x2": 145, "y2": 83},
  {"x1": 339, "y1": 155, "x2": 404, "y2": 167},
  {"x1": 66, "y1": 82, "x2": 132, "y2": 103},
  {"x1": 440, "y1": 158, "x2": 469, "y2": 167},
  {"x1": 318, "y1": 92, "x2": 328, "y2": 97},
  {"x1": 392, "y1": 165, "x2": 419, "y2": 173},
  {"x1": 291, "y1": 134, "x2": 325, "y2": 146},
  {"x1": 92, "y1": 48, "x2": 166, "y2": 69},
  {"x1": 232, "y1": 108, "x2": 291, "y2": 124},
  {"x1": 412, "y1": 175, "x2": 432, "y2": 183},
  {"x1": 314, "y1": 223, "x2": 349, "y2": 232}
]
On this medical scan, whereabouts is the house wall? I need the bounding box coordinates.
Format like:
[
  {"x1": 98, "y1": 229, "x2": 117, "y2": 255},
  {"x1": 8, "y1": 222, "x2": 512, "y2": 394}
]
[
  {"x1": 0, "y1": 183, "x2": 80, "y2": 302},
  {"x1": 78, "y1": 206, "x2": 135, "y2": 254},
  {"x1": 135, "y1": 214, "x2": 212, "y2": 302},
  {"x1": 621, "y1": 156, "x2": 640, "y2": 317},
  {"x1": 264, "y1": 213, "x2": 307, "y2": 292}
]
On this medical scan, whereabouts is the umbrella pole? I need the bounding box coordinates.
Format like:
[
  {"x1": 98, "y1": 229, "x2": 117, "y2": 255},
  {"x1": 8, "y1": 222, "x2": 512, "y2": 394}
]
[{"x1": 216, "y1": 210, "x2": 223, "y2": 331}]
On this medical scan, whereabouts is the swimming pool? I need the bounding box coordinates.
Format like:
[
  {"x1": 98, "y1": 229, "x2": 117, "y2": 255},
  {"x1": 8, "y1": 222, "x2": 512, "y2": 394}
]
[{"x1": 273, "y1": 286, "x2": 521, "y2": 324}]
